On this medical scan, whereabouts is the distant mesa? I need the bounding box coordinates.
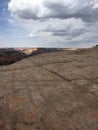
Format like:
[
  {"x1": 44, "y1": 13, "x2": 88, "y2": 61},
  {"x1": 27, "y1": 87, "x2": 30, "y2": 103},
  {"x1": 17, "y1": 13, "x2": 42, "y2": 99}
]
[
  {"x1": 0, "y1": 48, "x2": 27, "y2": 66},
  {"x1": 0, "y1": 48, "x2": 65, "y2": 66},
  {"x1": 0, "y1": 45, "x2": 98, "y2": 66}
]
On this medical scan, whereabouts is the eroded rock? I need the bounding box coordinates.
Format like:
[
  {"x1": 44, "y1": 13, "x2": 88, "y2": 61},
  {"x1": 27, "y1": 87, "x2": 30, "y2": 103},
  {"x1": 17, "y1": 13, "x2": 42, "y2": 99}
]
[{"x1": 0, "y1": 46, "x2": 98, "y2": 130}]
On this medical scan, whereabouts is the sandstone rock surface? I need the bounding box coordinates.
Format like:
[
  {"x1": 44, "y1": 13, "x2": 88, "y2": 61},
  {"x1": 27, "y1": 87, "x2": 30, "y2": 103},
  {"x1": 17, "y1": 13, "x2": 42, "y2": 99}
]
[{"x1": 0, "y1": 46, "x2": 98, "y2": 130}]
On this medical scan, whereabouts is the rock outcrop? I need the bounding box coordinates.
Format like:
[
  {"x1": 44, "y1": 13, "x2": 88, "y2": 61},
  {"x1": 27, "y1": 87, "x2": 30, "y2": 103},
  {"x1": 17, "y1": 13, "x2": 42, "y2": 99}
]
[
  {"x1": 0, "y1": 46, "x2": 98, "y2": 130},
  {"x1": 0, "y1": 49, "x2": 27, "y2": 65},
  {"x1": 0, "y1": 48, "x2": 67, "y2": 65}
]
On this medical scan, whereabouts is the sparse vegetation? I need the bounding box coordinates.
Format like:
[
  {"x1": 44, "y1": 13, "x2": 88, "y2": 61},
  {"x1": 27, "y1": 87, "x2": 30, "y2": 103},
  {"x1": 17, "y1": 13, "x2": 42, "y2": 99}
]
[{"x1": 0, "y1": 49, "x2": 27, "y2": 65}]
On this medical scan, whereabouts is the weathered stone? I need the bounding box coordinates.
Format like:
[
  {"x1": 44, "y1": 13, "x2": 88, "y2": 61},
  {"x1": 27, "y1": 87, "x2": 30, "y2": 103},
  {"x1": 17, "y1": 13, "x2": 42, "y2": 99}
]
[
  {"x1": 0, "y1": 118, "x2": 5, "y2": 130},
  {"x1": 15, "y1": 123, "x2": 28, "y2": 130},
  {"x1": 0, "y1": 46, "x2": 98, "y2": 130}
]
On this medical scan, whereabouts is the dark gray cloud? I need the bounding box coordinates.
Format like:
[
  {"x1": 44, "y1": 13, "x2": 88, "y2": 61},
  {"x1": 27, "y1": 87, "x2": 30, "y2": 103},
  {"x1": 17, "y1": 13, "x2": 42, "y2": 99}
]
[
  {"x1": 42, "y1": 28, "x2": 87, "y2": 40},
  {"x1": 40, "y1": 18, "x2": 87, "y2": 39},
  {"x1": 8, "y1": 0, "x2": 98, "y2": 22},
  {"x1": 7, "y1": 0, "x2": 98, "y2": 48},
  {"x1": 43, "y1": 1, "x2": 98, "y2": 22},
  {"x1": 14, "y1": 9, "x2": 39, "y2": 20},
  {"x1": 52, "y1": 28, "x2": 87, "y2": 38}
]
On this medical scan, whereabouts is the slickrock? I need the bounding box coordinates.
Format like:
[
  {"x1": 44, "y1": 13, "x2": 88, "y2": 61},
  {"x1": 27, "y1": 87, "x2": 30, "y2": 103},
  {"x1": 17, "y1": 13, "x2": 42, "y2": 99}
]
[{"x1": 0, "y1": 46, "x2": 98, "y2": 130}]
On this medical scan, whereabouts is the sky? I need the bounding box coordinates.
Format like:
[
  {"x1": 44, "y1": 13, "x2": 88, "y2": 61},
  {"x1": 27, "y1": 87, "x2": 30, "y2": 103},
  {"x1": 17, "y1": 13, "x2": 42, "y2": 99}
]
[{"x1": 0, "y1": 0, "x2": 98, "y2": 48}]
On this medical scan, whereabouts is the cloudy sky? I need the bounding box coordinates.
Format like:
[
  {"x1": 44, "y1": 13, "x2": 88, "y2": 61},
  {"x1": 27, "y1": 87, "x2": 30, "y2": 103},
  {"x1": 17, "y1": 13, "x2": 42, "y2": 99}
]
[{"x1": 0, "y1": 0, "x2": 98, "y2": 48}]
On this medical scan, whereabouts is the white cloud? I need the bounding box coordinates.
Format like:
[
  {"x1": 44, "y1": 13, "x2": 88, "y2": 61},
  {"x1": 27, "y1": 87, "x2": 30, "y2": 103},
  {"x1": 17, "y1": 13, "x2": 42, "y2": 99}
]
[
  {"x1": 39, "y1": 18, "x2": 87, "y2": 39},
  {"x1": 8, "y1": 19, "x2": 15, "y2": 23},
  {"x1": 93, "y1": 2, "x2": 98, "y2": 9},
  {"x1": 29, "y1": 30, "x2": 39, "y2": 38},
  {"x1": 8, "y1": 0, "x2": 98, "y2": 22},
  {"x1": 7, "y1": 0, "x2": 98, "y2": 48}
]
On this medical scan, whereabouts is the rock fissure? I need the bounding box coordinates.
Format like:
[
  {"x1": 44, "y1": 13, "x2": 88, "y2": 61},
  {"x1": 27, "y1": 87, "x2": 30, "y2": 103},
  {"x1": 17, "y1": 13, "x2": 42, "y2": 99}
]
[{"x1": 0, "y1": 46, "x2": 98, "y2": 130}]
